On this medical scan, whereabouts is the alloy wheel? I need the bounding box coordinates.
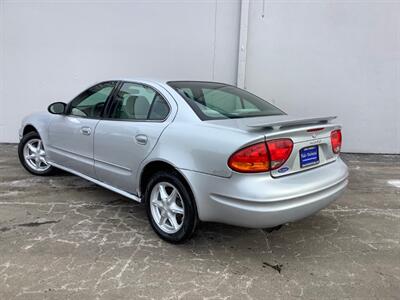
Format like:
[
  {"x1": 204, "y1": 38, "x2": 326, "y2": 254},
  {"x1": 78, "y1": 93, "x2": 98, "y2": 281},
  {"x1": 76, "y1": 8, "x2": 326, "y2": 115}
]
[
  {"x1": 150, "y1": 182, "x2": 185, "y2": 234},
  {"x1": 23, "y1": 138, "x2": 51, "y2": 172}
]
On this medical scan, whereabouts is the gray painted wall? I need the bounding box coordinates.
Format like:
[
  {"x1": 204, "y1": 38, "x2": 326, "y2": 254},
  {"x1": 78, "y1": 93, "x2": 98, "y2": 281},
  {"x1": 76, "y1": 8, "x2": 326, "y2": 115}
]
[{"x1": 1, "y1": 0, "x2": 399, "y2": 153}]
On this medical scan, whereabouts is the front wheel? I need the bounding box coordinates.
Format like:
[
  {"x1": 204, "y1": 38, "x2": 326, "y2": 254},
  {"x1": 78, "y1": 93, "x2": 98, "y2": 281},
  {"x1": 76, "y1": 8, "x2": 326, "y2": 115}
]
[
  {"x1": 145, "y1": 171, "x2": 198, "y2": 243},
  {"x1": 18, "y1": 132, "x2": 55, "y2": 176}
]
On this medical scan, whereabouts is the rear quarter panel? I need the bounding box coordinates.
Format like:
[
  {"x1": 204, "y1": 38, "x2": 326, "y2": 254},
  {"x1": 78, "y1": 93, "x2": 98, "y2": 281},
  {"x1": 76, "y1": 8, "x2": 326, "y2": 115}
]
[{"x1": 142, "y1": 120, "x2": 264, "y2": 178}]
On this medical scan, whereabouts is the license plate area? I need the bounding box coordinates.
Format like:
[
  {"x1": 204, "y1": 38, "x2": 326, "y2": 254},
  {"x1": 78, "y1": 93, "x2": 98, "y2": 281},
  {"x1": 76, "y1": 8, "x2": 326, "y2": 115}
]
[{"x1": 300, "y1": 145, "x2": 319, "y2": 168}]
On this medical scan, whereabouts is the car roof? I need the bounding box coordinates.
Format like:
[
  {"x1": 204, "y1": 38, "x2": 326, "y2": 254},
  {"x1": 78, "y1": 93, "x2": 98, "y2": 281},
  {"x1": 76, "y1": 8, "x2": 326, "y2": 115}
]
[
  {"x1": 112, "y1": 78, "x2": 168, "y2": 84},
  {"x1": 100, "y1": 78, "x2": 230, "y2": 87}
]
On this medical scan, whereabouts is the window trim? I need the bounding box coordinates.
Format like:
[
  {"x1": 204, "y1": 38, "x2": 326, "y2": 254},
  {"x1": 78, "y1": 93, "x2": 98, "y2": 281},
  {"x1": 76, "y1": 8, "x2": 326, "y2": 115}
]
[
  {"x1": 102, "y1": 80, "x2": 172, "y2": 123},
  {"x1": 65, "y1": 81, "x2": 119, "y2": 120}
]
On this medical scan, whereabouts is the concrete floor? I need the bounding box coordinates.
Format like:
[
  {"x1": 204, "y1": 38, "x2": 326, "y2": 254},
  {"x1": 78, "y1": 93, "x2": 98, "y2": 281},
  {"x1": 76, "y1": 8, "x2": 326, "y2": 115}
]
[{"x1": 0, "y1": 144, "x2": 399, "y2": 300}]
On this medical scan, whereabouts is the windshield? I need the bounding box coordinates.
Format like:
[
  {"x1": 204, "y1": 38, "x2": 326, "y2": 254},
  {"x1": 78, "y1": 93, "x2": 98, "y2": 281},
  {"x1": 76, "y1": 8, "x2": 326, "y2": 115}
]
[{"x1": 168, "y1": 81, "x2": 285, "y2": 120}]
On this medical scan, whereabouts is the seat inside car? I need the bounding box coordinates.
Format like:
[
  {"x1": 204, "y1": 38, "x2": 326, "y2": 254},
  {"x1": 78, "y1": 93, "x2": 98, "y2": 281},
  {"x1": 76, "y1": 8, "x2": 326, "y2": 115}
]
[
  {"x1": 123, "y1": 95, "x2": 136, "y2": 118},
  {"x1": 133, "y1": 96, "x2": 150, "y2": 119},
  {"x1": 119, "y1": 95, "x2": 151, "y2": 119}
]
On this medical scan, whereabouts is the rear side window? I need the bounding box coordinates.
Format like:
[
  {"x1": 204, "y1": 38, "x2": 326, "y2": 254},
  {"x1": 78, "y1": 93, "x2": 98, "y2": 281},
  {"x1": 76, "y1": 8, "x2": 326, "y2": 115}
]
[
  {"x1": 148, "y1": 94, "x2": 170, "y2": 120},
  {"x1": 109, "y1": 82, "x2": 170, "y2": 121},
  {"x1": 168, "y1": 81, "x2": 284, "y2": 120}
]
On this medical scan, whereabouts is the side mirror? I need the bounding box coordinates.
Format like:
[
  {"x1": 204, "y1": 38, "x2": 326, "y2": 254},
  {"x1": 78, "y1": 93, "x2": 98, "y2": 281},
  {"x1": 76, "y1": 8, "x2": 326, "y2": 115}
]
[{"x1": 48, "y1": 102, "x2": 66, "y2": 114}]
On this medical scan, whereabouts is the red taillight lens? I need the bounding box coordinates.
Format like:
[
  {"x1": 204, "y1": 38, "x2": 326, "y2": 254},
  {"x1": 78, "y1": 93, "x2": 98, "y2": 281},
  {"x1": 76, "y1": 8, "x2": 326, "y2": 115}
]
[
  {"x1": 228, "y1": 142, "x2": 269, "y2": 173},
  {"x1": 331, "y1": 129, "x2": 342, "y2": 154},
  {"x1": 228, "y1": 139, "x2": 293, "y2": 173},
  {"x1": 266, "y1": 139, "x2": 294, "y2": 170}
]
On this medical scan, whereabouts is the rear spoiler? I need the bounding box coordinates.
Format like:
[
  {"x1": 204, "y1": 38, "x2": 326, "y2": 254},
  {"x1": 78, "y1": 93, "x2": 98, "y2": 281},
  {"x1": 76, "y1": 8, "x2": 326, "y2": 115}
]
[{"x1": 247, "y1": 116, "x2": 337, "y2": 130}]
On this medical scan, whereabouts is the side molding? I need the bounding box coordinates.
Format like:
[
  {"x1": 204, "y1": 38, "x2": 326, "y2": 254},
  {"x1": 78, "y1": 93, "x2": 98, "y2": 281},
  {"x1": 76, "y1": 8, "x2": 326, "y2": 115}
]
[{"x1": 49, "y1": 162, "x2": 141, "y2": 202}]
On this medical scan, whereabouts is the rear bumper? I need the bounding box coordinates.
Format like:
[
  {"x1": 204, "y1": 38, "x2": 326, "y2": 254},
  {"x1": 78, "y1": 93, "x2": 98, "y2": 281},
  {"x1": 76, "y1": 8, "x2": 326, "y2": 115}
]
[{"x1": 180, "y1": 158, "x2": 348, "y2": 228}]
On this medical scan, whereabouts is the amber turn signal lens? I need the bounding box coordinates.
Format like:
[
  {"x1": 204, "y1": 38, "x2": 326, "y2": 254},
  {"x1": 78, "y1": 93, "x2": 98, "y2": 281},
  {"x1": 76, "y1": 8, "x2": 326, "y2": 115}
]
[
  {"x1": 228, "y1": 142, "x2": 269, "y2": 173},
  {"x1": 228, "y1": 139, "x2": 294, "y2": 173}
]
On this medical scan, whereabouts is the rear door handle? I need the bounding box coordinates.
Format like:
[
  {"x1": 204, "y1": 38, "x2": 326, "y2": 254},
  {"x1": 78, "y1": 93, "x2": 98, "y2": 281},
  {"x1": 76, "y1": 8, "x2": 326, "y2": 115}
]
[
  {"x1": 135, "y1": 134, "x2": 148, "y2": 145},
  {"x1": 80, "y1": 126, "x2": 91, "y2": 136}
]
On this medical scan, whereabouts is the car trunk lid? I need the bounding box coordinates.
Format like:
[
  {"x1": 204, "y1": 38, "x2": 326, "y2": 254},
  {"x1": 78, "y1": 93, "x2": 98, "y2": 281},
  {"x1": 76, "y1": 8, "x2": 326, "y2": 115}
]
[
  {"x1": 249, "y1": 116, "x2": 340, "y2": 178},
  {"x1": 209, "y1": 115, "x2": 341, "y2": 177}
]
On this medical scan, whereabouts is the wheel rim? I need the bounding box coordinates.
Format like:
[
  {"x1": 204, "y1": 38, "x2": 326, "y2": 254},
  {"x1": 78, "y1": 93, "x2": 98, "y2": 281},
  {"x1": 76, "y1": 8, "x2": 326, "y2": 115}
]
[
  {"x1": 23, "y1": 138, "x2": 51, "y2": 172},
  {"x1": 150, "y1": 182, "x2": 185, "y2": 234}
]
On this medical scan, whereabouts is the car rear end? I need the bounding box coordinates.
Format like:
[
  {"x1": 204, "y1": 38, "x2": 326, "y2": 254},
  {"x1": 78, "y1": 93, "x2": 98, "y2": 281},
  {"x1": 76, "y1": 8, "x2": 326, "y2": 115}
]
[
  {"x1": 180, "y1": 118, "x2": 348, "y2": 228},
  {"x1": 166, "y1": 81, "x2": 348, "y2": 228},
  {"x1": 230, "y1": 117, "x2": 343, "y2": 178}
]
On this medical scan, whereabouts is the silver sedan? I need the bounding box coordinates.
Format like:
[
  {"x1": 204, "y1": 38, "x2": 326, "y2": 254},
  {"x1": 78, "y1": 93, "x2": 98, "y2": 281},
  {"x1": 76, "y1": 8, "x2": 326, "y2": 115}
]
[{"x1": 18, "y1": 79, "x2": 348, "y2": 243}]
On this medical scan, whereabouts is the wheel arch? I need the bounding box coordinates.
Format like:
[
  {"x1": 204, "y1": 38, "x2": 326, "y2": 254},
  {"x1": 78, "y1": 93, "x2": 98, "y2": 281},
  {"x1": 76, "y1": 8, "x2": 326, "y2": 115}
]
[
  {"x1": 22, "y1": 124, "x2": 39, "y2": 136},
  {"x1": 20, "y1": 112, "x2": 54, "y2": 147},
  {"x1": 139, "y1": 160, "x2": 196, "y2": 205}
]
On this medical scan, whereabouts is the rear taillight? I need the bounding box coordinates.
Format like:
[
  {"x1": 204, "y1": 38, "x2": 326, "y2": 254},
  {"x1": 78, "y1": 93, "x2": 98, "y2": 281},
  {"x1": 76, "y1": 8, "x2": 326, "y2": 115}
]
[
  {"x1": 330, "y1": 129, "x2": 342, "y2": 154},
  {"x1": 228, "y1": 142, "x2": 269, "y2": 173},
  {"x1": 228, "y1": 139, "x2": 293, "y2": 173},
  {"x1": 266, "y1": 139, "x2": 294, "y2": 170}
]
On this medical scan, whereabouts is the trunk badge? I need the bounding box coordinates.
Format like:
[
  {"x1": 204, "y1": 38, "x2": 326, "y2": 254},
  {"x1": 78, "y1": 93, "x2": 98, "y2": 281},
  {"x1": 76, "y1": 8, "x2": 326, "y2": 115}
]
[{"x1": 278, "y1": 167, "x2": 289, "y2": 173}]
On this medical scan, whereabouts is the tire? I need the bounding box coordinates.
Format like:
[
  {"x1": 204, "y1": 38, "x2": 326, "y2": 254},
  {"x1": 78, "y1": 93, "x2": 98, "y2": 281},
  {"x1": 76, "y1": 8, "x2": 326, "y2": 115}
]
[
  {"x1": 18, "y1": 131, "x2": 55, "y2": 176},
  {"x1": 145, "y1": 171, "x2": 198, "y2": 243}
]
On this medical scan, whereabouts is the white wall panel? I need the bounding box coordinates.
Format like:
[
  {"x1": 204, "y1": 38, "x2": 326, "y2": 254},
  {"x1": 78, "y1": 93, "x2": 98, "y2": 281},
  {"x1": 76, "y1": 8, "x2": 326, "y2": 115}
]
[
  {"x1": 1, "y1": 0, "x2": 399, "y2": 154},
  {"x1": 245, "y1": 1, "x2": 400, "y2": 153},
  {"x1": 0, "y1": 0, "x2": 240, "y2": 142}
]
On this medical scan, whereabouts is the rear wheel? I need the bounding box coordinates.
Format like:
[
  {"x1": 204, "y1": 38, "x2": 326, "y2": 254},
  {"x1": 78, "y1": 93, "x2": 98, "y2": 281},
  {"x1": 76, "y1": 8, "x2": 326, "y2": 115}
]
[
  {"x1": 145, "y1": 171, "x2": 198, "y2": 243},
  {"x1": 18, "y1": 132, "x2": 55, "y2": 176}
]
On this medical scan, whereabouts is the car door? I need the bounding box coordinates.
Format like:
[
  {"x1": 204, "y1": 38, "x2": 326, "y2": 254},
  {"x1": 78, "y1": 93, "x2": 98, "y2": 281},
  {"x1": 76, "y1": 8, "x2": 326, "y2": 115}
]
[
  {"x1": 94, "y1": 81, "x2": 172, "y2": 195},
  {"x1": 47, "y1": 81, "x2": 118, "y2": 177}
]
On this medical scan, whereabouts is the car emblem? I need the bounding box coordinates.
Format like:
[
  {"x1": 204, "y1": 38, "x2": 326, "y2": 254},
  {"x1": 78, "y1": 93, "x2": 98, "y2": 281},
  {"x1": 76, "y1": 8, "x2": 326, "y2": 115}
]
[
  {"x1": 278, "y1": 167, "x2": 289, "y2": 173},
  {"x1": 312, "y1": 133, "x2": 317, "y2": 138}
]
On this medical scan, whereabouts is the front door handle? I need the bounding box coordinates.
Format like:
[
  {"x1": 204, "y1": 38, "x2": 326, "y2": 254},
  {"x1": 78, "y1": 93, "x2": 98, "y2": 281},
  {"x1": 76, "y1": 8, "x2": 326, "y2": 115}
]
[
  {"x1": 80, "y1": 126, "x2": 91, "y2": 136},
  {"x1": 135, "y1": 134, "x2": 148, "y2": 145}
]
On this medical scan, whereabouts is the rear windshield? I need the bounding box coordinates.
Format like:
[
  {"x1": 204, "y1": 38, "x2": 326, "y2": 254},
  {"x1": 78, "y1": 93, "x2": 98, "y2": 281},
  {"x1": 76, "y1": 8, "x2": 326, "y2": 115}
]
[{"x1": 167, "y1": 81, "x2": 285, "y2": 120}]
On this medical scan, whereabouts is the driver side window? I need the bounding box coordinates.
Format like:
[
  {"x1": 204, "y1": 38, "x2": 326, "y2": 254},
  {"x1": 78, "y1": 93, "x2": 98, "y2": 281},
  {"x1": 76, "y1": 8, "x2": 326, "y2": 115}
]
[{"x1": 68, "y1": 82, "x2": 117, "y2": 118}]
